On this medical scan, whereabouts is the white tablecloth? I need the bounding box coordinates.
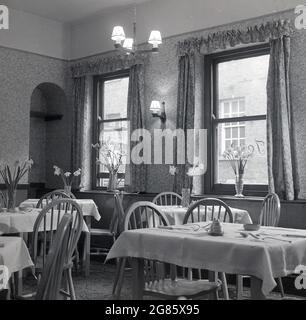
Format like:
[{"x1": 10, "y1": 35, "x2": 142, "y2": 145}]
[
  {"x1": 157, "y1": 205, "x2": 252, "y2": 225},
  {"x1": 0, "y1": 208, "x2": 89, "y2": 234},
  {"x1": 0, "y1": 237, "x2": 33, "y2": 289},
  {"x1": 20, "y1": 199, "x2": 101, "y2": 221},
  {"x1": 107, "y1": 223, "x2": 306, "y2": 296}
]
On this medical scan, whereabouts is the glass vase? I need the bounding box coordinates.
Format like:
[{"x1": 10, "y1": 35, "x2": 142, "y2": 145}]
[
  {"x1": 64, "y1": 185, "x2": 72, "y2": 194},
  {"x1": 235, "y1": 174, "x2": 244, "y2": 198},
  {"x1": 108, "y1": 172, "x2": 118, "y2": 192},
  {"x1": 181, "y1": 188, "x2": 191, "y2": 208},
  {"x1": 7, "y1": 189, "x2": 17, "y2": 212}
]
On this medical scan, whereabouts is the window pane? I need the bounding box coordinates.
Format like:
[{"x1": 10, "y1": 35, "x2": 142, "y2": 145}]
[
  {"x1": 232, "y1": 127, "x2": 238, "y2": 139},
  {"x1": 225, "y1": 128, "x2": 231, "y2": 139},
  {"x1": 240, "y1": 127, "x2": 245, "y2": 138},
  {"x1": 217, "y1": 55, "x2": 269, "y2": 118},
  {"x1": 99, "y1": 121, "x2": 128, "y2": 172},
  {"x1": 97, "y1": 121, "x2": 128, "y2": 188},
  {"x1": 103, "y1": 77, "x2": 129, "y2": 120},
  {"x1": 216, "y1": 120, "x2": 268, "y2": 185}
]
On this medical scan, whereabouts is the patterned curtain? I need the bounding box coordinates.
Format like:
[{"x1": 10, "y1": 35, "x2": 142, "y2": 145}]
[
  {"x1": 174, "y1": 53, "x2": 196, "y2": 194},
  {"x1": 267, "y1": 36, "x2": 300, "y2": 200},
  {"x1": 71, "y1": 76, "x2": 87, "y2": 189},
  {"x1": 125, "y1": 64, "x2": 146, "y2": 193},
  {"x1": 177, "y1": 20, "x2": 292, "y2": 56}
]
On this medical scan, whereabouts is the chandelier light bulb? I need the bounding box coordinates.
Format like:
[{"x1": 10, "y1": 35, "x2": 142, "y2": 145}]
[
  {"x1": 148, "y1": 30, "x2": 162, "y2": 48},
  {"x1": 123, "y1": 38, "x2": 134, "y2": 50},
  {"x1": 111, "y1": 26, "x2": 126, "y2": 44}
]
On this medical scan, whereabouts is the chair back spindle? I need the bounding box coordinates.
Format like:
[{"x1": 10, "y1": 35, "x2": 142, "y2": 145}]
[
  {"x1": 153, "y1": 192, "x2": 182, "y2": 207},
  {"x1": 32, "y1": 199, "x2": 83, "y2": 270},
  {"x1": 36, "y1": 190, "x2": 73, "y2": 209},
  {"x1": 36, "y1": 213, "x2": 73, "y2": 300},
  {"x1": 259, "y1": 193, "x2": 281, "y2": 227},
  {"x1": 183, "y1": 198, "x2": 233, "y2": 224}
]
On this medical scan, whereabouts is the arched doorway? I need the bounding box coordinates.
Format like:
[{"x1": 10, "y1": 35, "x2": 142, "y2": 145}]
[{"x1": 29, "y1": 83, "x2": 69, "y2": 197}]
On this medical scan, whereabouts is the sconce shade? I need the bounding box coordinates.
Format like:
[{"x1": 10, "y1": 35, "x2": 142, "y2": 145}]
[
  {"x1": 150, "y1": 100, "x2": 162, "y2": 114},
  {"x1": 123, "y1": 38, "x2": 134, "y2": 50},
  {"x1": 148, "y1": 30, "x2": 162, "y2": 48},
  {"x1": 112, "y1": 26, "x2": 126, "y2": 43}
]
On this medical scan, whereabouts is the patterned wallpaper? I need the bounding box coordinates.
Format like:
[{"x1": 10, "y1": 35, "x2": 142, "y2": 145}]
[
  {"x1": 0, "y1": 46, "x2": 72, "y2": 186},
  {"x1": 2, "y1": 9, "x2": 306, "y2": 198},
  {"x1": 70, "y1": 10, "x2": 306, "y2": 198}
]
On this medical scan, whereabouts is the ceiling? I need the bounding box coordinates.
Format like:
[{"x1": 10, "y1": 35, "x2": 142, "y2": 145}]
[{"x1": 3, "y1": 0, "x2": 153, "y2": 23}]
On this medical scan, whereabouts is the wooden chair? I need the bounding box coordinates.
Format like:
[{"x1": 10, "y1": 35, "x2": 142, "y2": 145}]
[
  {"x1": 36, "y1": 190, "x2": 72, "y2": 209},
  {"x1": 237, "y1": 193, "x2": 284, "y2": 299},
  {"x1": 36, "y1": 213, "x2": 74, "y2": 300},
  {"x1": 153, "y1": 192, "x2": 182, "y2": 206},
  {"x1": 31, "y1": 199, "x2": 83, "y2": 300},
  {"x1": 259, "y1": 193, "x2": 281, "y2": 227},
  {"x1": 183, "y1": 198, "x2": 234, "y2": 224},
  {"x1": 90, "y1": 192, "x2": 125, "y2": 257},
  {"x1": 114, "y1": 201, "x2": 221, "y2": 300},
  {"x1": 54, "y1": 189, "x2": 76, "y2": 199},
  {"x1": 183, "y1": 198, "x2": 233, "y2": 300}
]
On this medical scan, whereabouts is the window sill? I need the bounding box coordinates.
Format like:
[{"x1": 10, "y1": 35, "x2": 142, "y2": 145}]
[
  {"x1": 193, "y1": 194, "x2": 265, "y2": 202},
  {"x1": 78, "y1": 190, "x2": 156, "y2": 197},
  {"x1": 193, "y1": 194, "x2": 306, "y2": 204}
]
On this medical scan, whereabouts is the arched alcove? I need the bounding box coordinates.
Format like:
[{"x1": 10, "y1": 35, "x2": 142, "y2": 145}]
[{"x1": 29, "y1": 83, "x2": 70, "y2": 195}]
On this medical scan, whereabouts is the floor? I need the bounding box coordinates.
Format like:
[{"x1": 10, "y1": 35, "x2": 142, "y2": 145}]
[{"x1": 19, "y1": 259, "x2": 306, "y2": 300}]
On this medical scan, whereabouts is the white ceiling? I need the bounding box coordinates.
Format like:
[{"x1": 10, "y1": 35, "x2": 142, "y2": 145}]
[{"x1": 3, "y1": 0, "x2": 153, "y2": 23}]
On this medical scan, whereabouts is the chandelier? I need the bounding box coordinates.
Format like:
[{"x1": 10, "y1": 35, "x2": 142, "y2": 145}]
[{"x1": 111, "y1": 8, "x2": 162, "y2": 55}]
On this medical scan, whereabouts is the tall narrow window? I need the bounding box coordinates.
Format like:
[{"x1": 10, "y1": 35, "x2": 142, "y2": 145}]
[
  {"x1": 205, "y1": 45, "x2": 270, "y2": 195},
  {"x1": 93, "y1": 71, "x2": 129, "y2": 189}
]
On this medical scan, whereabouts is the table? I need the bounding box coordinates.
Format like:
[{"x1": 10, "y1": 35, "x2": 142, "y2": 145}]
[
  {"x1": 0, "y1": 237, "x2": 34, "y2": 296},
  {"x1": 107, "y1": 223, "x2": 306, "y2": 299},
  {"x1": 19, "y1": 198, "x2": 101, "y2": 276},
  {"x1": 20, "y1": 199, "x2": 101, "y2": 221},
  {"x1": 0, "y1": 208, "x2": 89, "y2": 234},
  {"x1": 157, "y1": 205, "x2": 252, "y2": 225}
]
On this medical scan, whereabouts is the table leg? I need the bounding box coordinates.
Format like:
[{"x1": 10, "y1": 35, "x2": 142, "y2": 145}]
[
  {"x1": 131, "y1": 258, "x2": 144, "y2": 300},
  {"x1": 250, "y1": 276, "x2": 266, "y2": 300},
  {"x1": 15, "y1": 232, "x2": 27, "y2": 296},
  {"x1": 14, "y1": 271, "x2": 23, "y2": 297},
  {"x1": 83, "y1": 216, "x2": 91, "y2": 277}
]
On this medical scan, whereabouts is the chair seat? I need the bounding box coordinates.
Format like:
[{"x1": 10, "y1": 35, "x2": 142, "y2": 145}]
[
  {"x1": 144, "y1": 278, "x2": 220, "y2": 299},
  {"x1": 90, "y1": 228, "x2": 114, "y2": 237}
]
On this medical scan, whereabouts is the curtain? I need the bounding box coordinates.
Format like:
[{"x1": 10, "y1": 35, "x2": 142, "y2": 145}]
[
  {"x1": 177, "y1": 20, "x2": 292, "y2": 56},
  {"x1": 174, "y1": 53, "x2": 196, "y2": 194},
  {"x1": 125, "y1": 64, "x2": 146, "y2": 193},
  {"x1": 267, "y1": 36, "x2": 300, "y2": 200},
  {"x1": 71, "y1": 76, "x2": 87, "y2": 189}
]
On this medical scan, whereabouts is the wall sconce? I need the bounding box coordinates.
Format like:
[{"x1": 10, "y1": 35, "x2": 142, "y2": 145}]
[{"x1": 150, "y1": 101, "x2": 166, "y2": 122}]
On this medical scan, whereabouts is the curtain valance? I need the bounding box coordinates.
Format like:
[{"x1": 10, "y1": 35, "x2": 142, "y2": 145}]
[
  {"x1": 71, "y1": 54, "x2": 146, "y2": 78},
  {"x1": 177, "y1": 19, "x2": 292, "y2": 56}
]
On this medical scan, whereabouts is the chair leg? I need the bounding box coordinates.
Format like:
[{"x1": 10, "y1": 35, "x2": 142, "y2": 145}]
[
  {"x1": 214, "y1": 289, "x2": 219, "y2": 300},
  {"x1": 219, "y1": 272, "x2": 229, "y2": 300},
  {"x1": 113, "y1": 258, "x2": 127, "y2": 299},
  {"x1": 112, "y1": 258, "x2": 124, "y2": 295},
  {"x1": 236, "y1": 275, "x2": 244, "y2": 300},
  {"x1": 276, "y1": 277, "x2": 285, "y2": 298},
  {"x1": 67, "y1": 268, "x2": 77, "y2": 300}
]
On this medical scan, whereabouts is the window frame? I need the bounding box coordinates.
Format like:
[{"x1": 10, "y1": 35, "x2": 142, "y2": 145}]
[
  {"x1": 92, "y1": 69, "x2": 130, "y2": 190},
  {"x1": 204, "y1": 44, "x2": 270, "y2": 197}
]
